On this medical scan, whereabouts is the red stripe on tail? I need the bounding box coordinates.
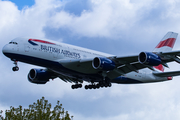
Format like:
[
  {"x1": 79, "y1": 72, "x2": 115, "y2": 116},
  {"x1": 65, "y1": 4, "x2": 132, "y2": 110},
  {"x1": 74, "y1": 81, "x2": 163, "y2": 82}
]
[{"x1": 155, "y1": 38, "x2": 176, "y2": 48}]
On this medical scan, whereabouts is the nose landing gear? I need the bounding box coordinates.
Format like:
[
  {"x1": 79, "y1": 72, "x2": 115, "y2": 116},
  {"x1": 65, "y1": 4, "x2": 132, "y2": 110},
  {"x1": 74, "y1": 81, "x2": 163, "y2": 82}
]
[
  {"x1": 12, "y1": 66, "x2": 19, "y2": 71},
  {"x1": 12, "y1": 60, "x2": 19, "y2": 71}
]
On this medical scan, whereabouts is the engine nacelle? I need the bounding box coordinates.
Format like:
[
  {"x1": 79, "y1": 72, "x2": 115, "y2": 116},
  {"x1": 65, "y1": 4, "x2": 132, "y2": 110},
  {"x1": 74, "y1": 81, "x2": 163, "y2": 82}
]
[
  {"x1": 28, "y1": 69, "x2": 51, "y2": 84},
  {"x1": 138, "y1": 52, "x2": 161, "y2": 66},
  {"x1": 92, "y1": 57, "x2": 116, "y2": 71}
]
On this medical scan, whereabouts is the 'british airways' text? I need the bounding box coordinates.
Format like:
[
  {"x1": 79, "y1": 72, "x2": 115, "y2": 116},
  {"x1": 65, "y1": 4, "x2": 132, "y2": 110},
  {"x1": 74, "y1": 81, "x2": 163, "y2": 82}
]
[{"x1": 41, "y1": 45, "x2": 81, "y2": 59}]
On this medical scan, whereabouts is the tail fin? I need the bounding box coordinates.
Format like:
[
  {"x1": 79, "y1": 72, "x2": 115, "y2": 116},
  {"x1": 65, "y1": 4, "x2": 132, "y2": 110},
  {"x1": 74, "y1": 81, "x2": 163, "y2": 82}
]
[
  {"x1": 153, "y1": 32, "x2": 178, "y2": 53},
  {"x1": 153, "y1": 32, "x2": 178, "y2": 72}
]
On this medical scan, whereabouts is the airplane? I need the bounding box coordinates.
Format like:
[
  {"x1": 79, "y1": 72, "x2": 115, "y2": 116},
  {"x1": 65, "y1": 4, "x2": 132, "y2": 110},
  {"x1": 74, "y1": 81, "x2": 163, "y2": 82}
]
[{"x1": 2, "y1": 32, "x2": 180, "y2": 90}]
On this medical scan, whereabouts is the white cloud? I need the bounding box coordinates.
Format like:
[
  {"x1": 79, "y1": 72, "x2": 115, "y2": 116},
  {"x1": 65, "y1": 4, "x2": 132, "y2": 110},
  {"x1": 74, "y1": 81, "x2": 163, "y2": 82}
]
[
  {"x1": 0, "y1": 0, "x2": 62, "y2": 43},
  {"x1": 46, "y1": 0, "x2": 140, "y2": 38}
]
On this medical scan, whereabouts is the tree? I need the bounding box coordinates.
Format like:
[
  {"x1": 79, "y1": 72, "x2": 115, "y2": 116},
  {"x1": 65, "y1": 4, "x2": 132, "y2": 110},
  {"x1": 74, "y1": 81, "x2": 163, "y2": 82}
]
[{"x1": 0, "y1": 97, "x2": 73, "y2": 120}]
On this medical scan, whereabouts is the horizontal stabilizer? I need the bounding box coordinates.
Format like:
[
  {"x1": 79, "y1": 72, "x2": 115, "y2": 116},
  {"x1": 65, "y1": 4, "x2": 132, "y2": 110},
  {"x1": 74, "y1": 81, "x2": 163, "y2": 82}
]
[{"x1": 153, "y1": 71, "x2": 180, "y2": 77}]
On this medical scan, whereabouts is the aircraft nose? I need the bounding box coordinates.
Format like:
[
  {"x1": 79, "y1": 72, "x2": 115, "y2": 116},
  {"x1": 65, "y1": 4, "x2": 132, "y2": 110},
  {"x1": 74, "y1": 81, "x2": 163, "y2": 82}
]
[{"x1": 2, "y1": 44, "x2": 9, "y2": 55}]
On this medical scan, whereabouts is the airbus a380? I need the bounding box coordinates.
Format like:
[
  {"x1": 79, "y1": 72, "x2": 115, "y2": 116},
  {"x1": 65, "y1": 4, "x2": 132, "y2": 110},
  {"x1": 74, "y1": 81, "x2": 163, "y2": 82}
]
[{"x1": 3, "y1": 32, "x2": 180, "y2": 90}]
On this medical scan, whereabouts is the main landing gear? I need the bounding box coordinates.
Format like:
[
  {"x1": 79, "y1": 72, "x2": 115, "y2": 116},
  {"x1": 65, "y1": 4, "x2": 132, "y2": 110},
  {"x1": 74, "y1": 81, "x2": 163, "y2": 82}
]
[
  {"x1": 71, "y1": 76, "x2": 112, "y2": 90},
  {"x1": 84, "y1": 73, "x2": 112, "y2": 90},
  {"x1": 71, "y1": 84, "x2": 82, "y2": 89},
  {"x1": 71, "y1": 81, "x2": 112, "y2": 90},
  {"x1": 12, "y1": 60, "x2": 19, "y2": 71},
  {"x1": 85, "y1": 81, "x2": 112, "y2": 90}
]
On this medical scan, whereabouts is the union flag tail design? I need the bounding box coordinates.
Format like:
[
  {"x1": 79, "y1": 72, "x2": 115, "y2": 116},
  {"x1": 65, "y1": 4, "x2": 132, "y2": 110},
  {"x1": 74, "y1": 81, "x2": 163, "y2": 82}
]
[{"x1": 153, "y1": 32, "x2": 178, "y2": 72}]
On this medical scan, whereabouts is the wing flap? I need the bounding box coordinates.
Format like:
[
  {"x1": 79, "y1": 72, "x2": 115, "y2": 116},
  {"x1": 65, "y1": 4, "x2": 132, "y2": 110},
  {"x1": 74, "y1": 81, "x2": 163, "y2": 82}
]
[{"x1": 48, "y1": 68, "x2": 83, "y2": 83}]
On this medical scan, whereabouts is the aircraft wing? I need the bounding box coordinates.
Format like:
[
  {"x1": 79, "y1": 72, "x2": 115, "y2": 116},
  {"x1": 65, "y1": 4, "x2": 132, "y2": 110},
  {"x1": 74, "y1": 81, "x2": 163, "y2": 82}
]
[
  {"x1": 157, "y1": 50, "x2": 180, "y2": 63},
  {"x1": 57, "y1": 55, "x2": 147, "y2": 80},
  {"x1": 57, "y1": 55, "x2": 144, "y2": 74},
  {"x1": 56, "y1": 50, "x2": 180, "y2": 80},
  {"x1": 108, "y1": 51, "x2": 180, "y2": 78},
  {"x1": 58, "y1": 58, "x2": 99, "y2": 74},
  {"x1": 107, "y1": 55, "x2": 147, "y2": 79},
  {"x1": 48, "y1": 68, "x2": 84, "y2": 83}
]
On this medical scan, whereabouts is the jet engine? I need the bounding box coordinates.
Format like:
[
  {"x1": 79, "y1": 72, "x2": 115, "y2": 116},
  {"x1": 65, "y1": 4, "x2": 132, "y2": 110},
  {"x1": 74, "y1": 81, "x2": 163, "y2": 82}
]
[
  {"x1": 138, "y1": 52, "x2": 161, "y2": 66},
  {"x1": 28, "y1": 69, "x2": 51, "y2": 84},
  {"x1": 92, "y1": 57, "x2": 116, "y2": 71}
]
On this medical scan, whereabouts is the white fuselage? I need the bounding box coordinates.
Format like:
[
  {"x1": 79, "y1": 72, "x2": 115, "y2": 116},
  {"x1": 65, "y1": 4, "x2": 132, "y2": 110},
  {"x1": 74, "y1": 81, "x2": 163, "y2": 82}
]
[{"x1": 2, "y1": 37, "x2": 170, "y2": 84}]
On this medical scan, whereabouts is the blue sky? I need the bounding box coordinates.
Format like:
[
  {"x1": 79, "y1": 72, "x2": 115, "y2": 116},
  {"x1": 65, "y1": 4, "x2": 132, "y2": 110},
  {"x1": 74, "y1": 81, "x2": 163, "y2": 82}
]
[
  {"x1": 3, "y1": 0, "x2": 35, "y2": 9},
  {"x1": 1, "y1": 0, "x2": 180, "y2": 120}
]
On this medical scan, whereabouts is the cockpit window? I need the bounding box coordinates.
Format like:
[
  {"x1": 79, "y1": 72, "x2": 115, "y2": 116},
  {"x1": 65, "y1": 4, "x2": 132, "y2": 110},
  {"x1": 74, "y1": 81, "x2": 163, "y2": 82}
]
[{"x1": 9, "y1": 42, "x2": 18, "y2": 44}]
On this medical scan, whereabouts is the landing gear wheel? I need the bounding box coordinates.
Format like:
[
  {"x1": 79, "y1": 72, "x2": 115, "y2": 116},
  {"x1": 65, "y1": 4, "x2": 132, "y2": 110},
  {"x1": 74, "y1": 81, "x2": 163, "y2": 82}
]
[
  {"x1": 85, "y1": 85, "x2": 88, "y2": 90},
  {"x1": 11, "y1": 60, "x2": 19, "y2": 71},
  {"x1": 108, "y1": 82, "x2": 112, "y2": 87},
  {"x1": 71, "y1": 84, "x2": 82, "y2": 89},
  {"x1": 12, "y1": 66, "x2": 19, "y2": 71}
]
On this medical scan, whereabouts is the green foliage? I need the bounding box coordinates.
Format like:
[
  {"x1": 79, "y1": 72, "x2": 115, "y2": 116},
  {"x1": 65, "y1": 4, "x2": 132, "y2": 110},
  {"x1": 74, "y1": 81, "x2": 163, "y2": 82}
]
[{"x1": 0, "y1": 97, "x2": 73, "y2": 120}]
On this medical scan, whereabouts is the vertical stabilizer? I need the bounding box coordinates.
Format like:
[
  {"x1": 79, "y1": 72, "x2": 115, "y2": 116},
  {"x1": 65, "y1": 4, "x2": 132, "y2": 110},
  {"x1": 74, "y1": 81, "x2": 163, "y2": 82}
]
[
  {"x1": 153, "y1": 32, "x2": 178, "y2": 53},
  {"x1": 153, "y1": 32, "x2": 178, "y2": 72}
]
